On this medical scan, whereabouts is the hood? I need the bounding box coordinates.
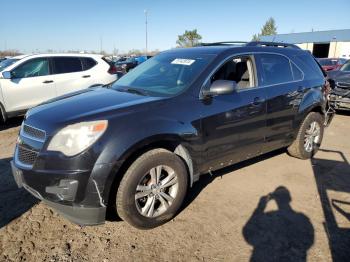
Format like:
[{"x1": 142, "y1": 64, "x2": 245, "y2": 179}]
[
  {"x1": 332, "y1": 72, "x2": 350, "y2": 85},
  {"x1": 327, "y1": 70, "x2": 350, "y2": 80},
  {"x1": 25, "y1": 87, "x2": 163, "y2": 132}
]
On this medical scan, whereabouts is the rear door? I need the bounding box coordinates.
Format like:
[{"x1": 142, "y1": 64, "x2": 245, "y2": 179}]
[
  {"x1": 2, "y1": 57, "x2": 56, "y2": 112},
  {"x1": 200, "y1": 54, "x2": 267, "y2": 171},
  {"x1": 51, "y1": 56, "x2": 91, "y2": 96},
  {"x1": 255, "y1": 53, "x2": 304, "y2": 151}
]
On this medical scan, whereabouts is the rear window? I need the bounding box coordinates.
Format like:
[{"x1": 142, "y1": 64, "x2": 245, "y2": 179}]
[
  {"x1": 291, "y1": 63, "x2": 303, "y2": 81},
  {"x1": 318, "y1": 59, "x2": 338, "y2": 66},
  {"x1": 82, "y1": 57, "x2": 97, "y2": 70},
  {"x1": 293, "y1": 54, "x2": 324, "y2": 80},
  {"x1": 52, "y1": 57, "x2": 83, "y2": 74},
  {"x1": 258, "y1": 54, "x2": 293, "y2": 85}
]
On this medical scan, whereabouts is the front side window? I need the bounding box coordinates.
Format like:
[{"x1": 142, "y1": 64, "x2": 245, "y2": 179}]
[
  {"x1": 12, "y1": 58, "x2": 49, "y2": 78},
  {"x1": 52, "y1": 57, "x2": 83, "y2": 74},
  {"x1": 112, "y1": 52, "x2": 215, "y2": 96},
  {"x1": 210, "y1": 55, "x2": 256, "y2": 89},
  {"x1": 258, "y1": 54, "x2": 293, "y2": 86}
]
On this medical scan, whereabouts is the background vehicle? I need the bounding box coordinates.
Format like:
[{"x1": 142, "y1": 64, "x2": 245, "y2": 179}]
[
  {"x1": 115, "y1": 55, "x2": 152, "y2": 74},
  {"x1": 318, "y1": 58, "x2": 348, "y2": 71},
  {"x1": 0, "y1": 53, "x2": 118, "y2": 122},
  {"x1": 328, "y1": 61, "x2": 350, "y2": 110},
  {"x1": 11, "y1": 42, "x2": 331, "y2": 229}
]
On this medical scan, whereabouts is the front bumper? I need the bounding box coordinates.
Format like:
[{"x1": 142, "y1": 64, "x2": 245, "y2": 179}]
[
  {"x1": 11, "y1": 156, "x2": 114, "y2": 226},
  {"x1": 330, "y1": 87, "x2": 350, "y2": 110}
]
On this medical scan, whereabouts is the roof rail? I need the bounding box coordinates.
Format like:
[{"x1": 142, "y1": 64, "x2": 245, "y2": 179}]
[
  {"x1": 246, "y1": 41, "x2": 300, "y2": 49},
  {"x1": 199, "y1": 41, "x2": 248, "y2": 46}
]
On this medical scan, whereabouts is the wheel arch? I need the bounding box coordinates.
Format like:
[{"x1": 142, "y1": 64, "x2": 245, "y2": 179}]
[
  {"x1": 0, "y1": 102, "x2": 7, "y2": 122},
  {"x1": 103, "y1": 135, "x2": 196, "y2": 218}
]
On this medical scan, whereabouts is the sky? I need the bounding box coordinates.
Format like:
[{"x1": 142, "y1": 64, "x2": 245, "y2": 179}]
[{"x1": 1, "y1": 0, "x2": 350, "y2": 54}]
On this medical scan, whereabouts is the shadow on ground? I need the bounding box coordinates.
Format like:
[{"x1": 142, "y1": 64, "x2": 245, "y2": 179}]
[
  {"x1": 0, "y1": 116, "x2": 23, "y2": 131},
  {"x1": 311, "y1": 149, "x2": 350, "y2": 261},
  {"x1": 181, "y1": 148, "x2": 286, "y2": 212},
  {"x1": 0, "y1": 157, "x2": 38, "y2": 228},
  {"x1": 242, "y1": 186, "x2": 314, "y2": 262}
]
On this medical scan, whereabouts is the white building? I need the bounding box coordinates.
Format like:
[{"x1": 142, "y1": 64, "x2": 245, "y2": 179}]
[{"x1": 261, "y1": 29, "x2": 350, "y2": 59}]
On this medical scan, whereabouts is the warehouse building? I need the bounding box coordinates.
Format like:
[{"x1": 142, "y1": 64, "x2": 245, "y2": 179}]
[{"x1": 261, "y1": 29, "x2": 350, "y2": 59}]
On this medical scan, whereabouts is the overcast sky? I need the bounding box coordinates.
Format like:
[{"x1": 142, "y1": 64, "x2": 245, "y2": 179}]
[{"x1": 2, "y1": 0, "x2": 350, "y2": 53}]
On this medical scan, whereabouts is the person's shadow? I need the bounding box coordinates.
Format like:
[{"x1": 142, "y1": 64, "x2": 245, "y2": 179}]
[{"x1": 243, "y1": 186, "x2": 314, "y2": 262}]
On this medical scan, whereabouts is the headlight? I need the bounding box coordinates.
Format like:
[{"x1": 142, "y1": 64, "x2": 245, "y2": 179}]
[
  {"x1": 121, "y1": 64, "x2": 127, "y2": 68},
  {"x1": 47, "y1": 120, "x2": 108, "y2": 156}
]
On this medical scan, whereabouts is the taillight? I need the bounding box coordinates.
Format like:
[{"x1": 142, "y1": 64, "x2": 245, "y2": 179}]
[{"x1": 108, "y1": 65, "x2": 118, "y2": 74}]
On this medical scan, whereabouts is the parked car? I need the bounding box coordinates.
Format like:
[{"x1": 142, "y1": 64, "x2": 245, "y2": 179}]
[
  {"x1": 317, "y1": 58, "x2": 348, "y2": 71},
  {"x1": 328, "y1": 60, "x2": 350, "y2": 110},
  {"x1": 11, "y1": 42, "x2": 332, "y2": 229},
  {"x1": 0, "y1": 57, "x2": 7, "y2": 63},
  {"x1": 115, "y1": 55, "x2": 151, "y2": 74},
  {"x1": 0, "y1": 53, "x2": 118, "y2": 122}
]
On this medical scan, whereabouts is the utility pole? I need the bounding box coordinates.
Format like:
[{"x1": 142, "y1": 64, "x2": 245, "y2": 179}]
[
  {"x1": 100, "y1": 36, "x2": 103, "y2": 54},
  {"x1": 144, "y1": 10, "x2": 148, "y2": 55}
]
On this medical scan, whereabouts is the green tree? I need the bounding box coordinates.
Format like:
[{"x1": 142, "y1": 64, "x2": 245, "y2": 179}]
[
  {"x1": 176, "y1": 29, "x2": 202, "y2": 47},
  {"x1": 252, "y1": 17, "x2": 277, "y2": 41}
]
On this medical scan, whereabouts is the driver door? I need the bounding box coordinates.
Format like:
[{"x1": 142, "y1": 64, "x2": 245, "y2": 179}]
[
  {"x1": 200, "y1": 54, "x2": 267, "y2": 171},
  {"x1": 2, "y1": 57, "x2": 56, "y2": 112}
]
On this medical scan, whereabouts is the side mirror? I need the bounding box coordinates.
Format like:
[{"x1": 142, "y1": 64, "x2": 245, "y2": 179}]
[
  {"x1": 2, "y1": 71, "x2": 12, "y2": 79},
  {"x1": 204, "y1": 80, "x2": 236, "y2": 97}
]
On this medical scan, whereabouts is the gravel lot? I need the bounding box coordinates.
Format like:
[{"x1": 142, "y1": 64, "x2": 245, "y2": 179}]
[{"x1": 0, "y1": 114, "x2": 349, "y2": 262}]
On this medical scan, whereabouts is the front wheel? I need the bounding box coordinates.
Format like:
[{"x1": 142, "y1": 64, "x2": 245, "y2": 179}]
[
  {"x1": 116, "y1": 149, "x2": 188, "y2": 229},
  {"x1": 288, "y1": 112, "x2": 324, "y2": 159}
]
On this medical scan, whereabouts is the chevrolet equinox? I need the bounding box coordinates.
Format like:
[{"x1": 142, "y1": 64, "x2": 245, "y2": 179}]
[{"x1": 11, "y1": 42, "x2": 332, "y2": 229}]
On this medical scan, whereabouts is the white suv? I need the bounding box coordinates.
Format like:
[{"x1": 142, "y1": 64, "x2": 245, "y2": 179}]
[{"x1": 0, "y1": 53, "x2": 118, "y2": 122}]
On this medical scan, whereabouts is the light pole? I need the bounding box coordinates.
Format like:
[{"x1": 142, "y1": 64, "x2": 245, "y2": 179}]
[{"x1": 144, "y1": 9, "x2": 148, "y2": 55}]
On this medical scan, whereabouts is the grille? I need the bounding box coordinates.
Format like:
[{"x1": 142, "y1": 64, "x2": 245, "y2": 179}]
[
  {"x1": 22, "y1": 124, "x2": 46, "y2": 141},
  {"x1": 17, "y1": 145, "x2": 39, "y2": 166},
  {"x1": 337, "y1": 82, "x2": 350, "y2": 89}
]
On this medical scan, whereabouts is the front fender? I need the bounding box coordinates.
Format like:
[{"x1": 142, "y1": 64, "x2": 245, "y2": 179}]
[{"x1": 92, "y1": 117, "x2": 200, "y2": 201}]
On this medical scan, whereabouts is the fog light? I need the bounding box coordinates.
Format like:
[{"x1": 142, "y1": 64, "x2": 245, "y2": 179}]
[{"x1": 46, "y1": 180, "x2": 78, "y2": 201}]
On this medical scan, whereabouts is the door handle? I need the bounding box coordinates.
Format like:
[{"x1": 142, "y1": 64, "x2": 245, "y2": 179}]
[
  {"x1": 82, "y1": 75, "x2": 91, "y2": 78},
  {"x1": 251, "y1": 97, "x2": 265, "y2": 106},
  {"x1": 43, "y1": 80, "x2": 54, "y2": 84}
]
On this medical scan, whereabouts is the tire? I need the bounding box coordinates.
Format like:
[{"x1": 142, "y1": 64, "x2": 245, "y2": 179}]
[
  {"x1": 288, "y1": 112, "x2": 324, "y2": 159},
  {"x1": 116, "y1": 148, "x2": 188, "y2": 229},
  {"x1": 0, "y1": 103, "x2": 6, "y2": 124}
]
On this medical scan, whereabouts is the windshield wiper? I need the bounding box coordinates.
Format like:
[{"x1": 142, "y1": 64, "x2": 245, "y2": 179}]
[{"x1": 117, "y1": 87, "x2": 148, "y2": 96}]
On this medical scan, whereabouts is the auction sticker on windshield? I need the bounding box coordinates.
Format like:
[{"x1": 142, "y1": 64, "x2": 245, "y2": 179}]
[{"x1": 171, "y1": 58, "x2": 195, "y2": 66}]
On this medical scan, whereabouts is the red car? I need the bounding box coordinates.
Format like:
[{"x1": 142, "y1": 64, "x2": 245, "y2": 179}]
[{"x1": 318, "y1": 58, "x2": 348, "y2": 71}]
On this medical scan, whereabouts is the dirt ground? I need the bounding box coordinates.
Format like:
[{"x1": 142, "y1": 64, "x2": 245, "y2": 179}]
[{"x1": 0, "y1": 113, "x2": 350, "y2": 262}]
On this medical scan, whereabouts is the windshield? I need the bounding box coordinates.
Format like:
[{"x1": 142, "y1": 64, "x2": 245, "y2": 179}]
[
  {"x1": 112, "y1": 52, "x2": 215, "y2": 96},
  {"x1": 340, "y1": 61, "x2": 350, "y2": 72},
  {"x1": 0, "y1": 58, "x2": 19, "y2": 72},
  {"x1": 318, "y1": 59, "x2": 338, "y2": 66}
]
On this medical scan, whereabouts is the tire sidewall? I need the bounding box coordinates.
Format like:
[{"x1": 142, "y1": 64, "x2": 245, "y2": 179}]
[
  {"x1": 298, "y1": 113, "x2": 324, "y2": 159},
  {"x1": 116, "y1": 150, "x2": 188, "y2": 229}
]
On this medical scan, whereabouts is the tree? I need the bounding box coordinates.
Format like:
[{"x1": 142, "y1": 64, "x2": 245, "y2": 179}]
[
  {"x1": 176, "y1": 29, "x2": 202, "y2": 48},
  {"x1": 252, "y1": 17, "x2": 277, "y2": 41}
]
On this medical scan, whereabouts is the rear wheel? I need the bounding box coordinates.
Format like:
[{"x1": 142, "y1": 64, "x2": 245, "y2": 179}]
[
  {"x1": 288, "y1": 112, "x2": 324, "y2": 159},
  {"x1": 116, "y1": 149, "x2": 188, "y2": 229}
]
